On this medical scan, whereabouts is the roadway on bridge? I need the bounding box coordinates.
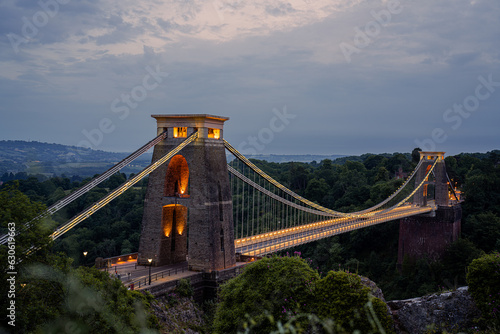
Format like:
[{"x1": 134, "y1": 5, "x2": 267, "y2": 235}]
[
  {"x1": 107, "y1": 259, "x2": 249, "y2": 290},
  {"x1": 104, "y1": 260, "x2": 189, "y2": 283}
]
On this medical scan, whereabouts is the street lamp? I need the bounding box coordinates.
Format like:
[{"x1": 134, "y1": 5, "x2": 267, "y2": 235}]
[
  {"x1": 148, "y1": 258, "x2": 152, "y2": 285},
  {"x1": 83, "y1": 251, "x2": 88, "y2": 265}
]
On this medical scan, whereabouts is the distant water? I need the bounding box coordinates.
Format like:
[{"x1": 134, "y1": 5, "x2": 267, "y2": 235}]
[{"x1": 226, "y1": 154, "x2": 346, "y2": 163}]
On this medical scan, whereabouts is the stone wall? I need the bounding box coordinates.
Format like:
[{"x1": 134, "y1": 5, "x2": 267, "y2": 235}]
[{"x1": 142, "y1": 264, "x2": 248, "y2": 303}]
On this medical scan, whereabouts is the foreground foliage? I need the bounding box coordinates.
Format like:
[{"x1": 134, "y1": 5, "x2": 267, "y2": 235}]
[
  {"x1": 467, "y1": 252, "x2": 500, "y2": 330},
  {"x1": 311, "y1": 271, "x2": 393, "y2": 333},
  {"x1": 213, "y1": 255, "x2": 319, "y2": 333},
  {"x1": 0, "y1": 184, "x2": 159, "y2": 333},
  {"x1": 213, "y1": 255, "x2": 393, "y2": 334}
]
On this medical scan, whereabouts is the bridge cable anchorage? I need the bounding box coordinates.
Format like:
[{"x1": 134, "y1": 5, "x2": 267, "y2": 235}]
[
  {"x1": 0, "y1": 131, "x2": 168, "y2": 246},
  {"x1": 50, "y1": 131, "x2": 198, "y2": 242}
]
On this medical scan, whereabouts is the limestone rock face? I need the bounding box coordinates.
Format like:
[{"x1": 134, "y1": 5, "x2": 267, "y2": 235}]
[
  {"x1": 360, "y1": 276, "x2": 387, "y2": 303},
  {"x1": 387, "y1": 287, "x2": 480, "y2": 334},
  {"x1": 152, "y1": 294, "x2": 206, "y2": 334}
]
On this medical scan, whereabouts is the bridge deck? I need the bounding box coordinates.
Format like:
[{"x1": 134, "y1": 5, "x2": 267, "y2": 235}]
[{"x1": 235, "y1": 205, "x2": 433, "y2": 256}]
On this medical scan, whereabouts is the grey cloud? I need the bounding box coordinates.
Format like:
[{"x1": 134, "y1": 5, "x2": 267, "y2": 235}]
[
  {"x1": 445, "y1": 52, "x2": 481, "y2": 67},
  {"x1": 265, "y1": 3, "x2": 296, "y2": 17},
  {"x1": 156, "y1": 18, "x2": 197, "y2": 34}
]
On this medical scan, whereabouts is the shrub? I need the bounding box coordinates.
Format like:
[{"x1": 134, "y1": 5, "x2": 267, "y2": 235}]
[
  {"x1": 311, "y1": 270, "x2": 394, "y2": 333},
  {"x1": 467, "y1": 252, "x2": 500, "y2": 327},
  {"x1": 213, "y1": 256, "x2": 395, "y2": 334},
  {"x1": 174, "y1": 278, "x2": 194, "y2": 297},
  {"x1": 213, "y1": 255, "x2": 319, "y2": 334}
]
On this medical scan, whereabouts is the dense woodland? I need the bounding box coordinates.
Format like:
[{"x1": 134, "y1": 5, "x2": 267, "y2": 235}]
[
  {"x1": 1, "y1": 148, "x2": 499, "y2": 299},
  {"x1": 0, "y1": 148, "x2": 499, "y2": 332}
]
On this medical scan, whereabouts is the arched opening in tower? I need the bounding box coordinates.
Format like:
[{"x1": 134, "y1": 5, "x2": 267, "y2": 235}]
[
  {"x1": 162, "y1": 204, "x2": 187, "y2": 250},
  {"x1": 164, "y1": 155, "x2": 189, "y2": 197}
]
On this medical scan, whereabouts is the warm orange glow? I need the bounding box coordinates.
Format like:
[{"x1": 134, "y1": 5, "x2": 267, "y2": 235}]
[
  {"x1": 177, "y1": 223, "x2": 184, "y2": 236},
  {"x1": 208, "y1": 128, "x2": 220, "y2": 139},
  {"x1": 173, "y1": 127, "x2": 187, "y2": 138},
  {"x1": 162, "y1": 204, "x2": 187, "y2": 237},
  {"x1": 165, "y1": 155, "x2": 189, "y2": 197}
]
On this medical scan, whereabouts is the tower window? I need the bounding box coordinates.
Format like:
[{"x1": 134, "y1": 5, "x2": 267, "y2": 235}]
[
  {"x1": 208, "y1": 128, "x2": 220, "y2": 139},
  {"x1": 173, "y1": 127, "x2": 187, "y2": 138}
]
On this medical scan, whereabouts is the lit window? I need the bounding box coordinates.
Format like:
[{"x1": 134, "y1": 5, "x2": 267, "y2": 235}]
[
  {"x1": 208, "y1": 128, "x2": 220, "y2": 139},
  {"x1": 173, "y1": 127, "x2": 187, "y2": 138}
]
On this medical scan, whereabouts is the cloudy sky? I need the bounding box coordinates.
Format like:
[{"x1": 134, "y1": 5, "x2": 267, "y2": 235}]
[{"x1": 0, "y1": 0, "x2": 499, "y2": 156}]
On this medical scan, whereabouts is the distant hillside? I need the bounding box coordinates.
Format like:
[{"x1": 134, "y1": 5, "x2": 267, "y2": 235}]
[
  {"x1": 0, "y1": 140, "x2": 152, "y2": 177},
  {"x1": 1, "y1": 141, "x2": 352, "y2": 178}
]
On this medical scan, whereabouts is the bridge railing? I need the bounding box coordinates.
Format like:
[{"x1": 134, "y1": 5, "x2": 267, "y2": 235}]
[{"x1": 125, "y1": 263, "x2": 189, "y2": 289}]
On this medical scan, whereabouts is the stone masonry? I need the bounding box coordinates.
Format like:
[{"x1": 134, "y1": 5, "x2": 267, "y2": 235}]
[
  {"x1": 398, "y1": 152, "x2": 461, "y2": 266},
  {"x1": 138, "y1": 115, "x2": 236, "y2": 272}
]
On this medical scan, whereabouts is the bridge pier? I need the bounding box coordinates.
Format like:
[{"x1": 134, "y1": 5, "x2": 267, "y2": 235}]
[{"x1": 397, "y1": 205, "x2": 461, "y2": 266}]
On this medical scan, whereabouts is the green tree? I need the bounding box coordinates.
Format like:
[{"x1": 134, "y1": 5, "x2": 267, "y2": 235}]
[
  {"x1": 411, "y1": 147, "x2": 421, "y2": 164},
  {"x1": 467, "y1": 253, "x2": 500, "y2": 329},
  {"x1": 213, "y1": 255, "x2": 319, "y2": 334},
  {"x1": 465, "y1": 212, "x2": 500, "y2": 253},
  {"x1": 16, "y1": 262, "x2": 158, "y2": 333},
  {"x1": 305, "y1": 178, "x2": 329, "y2": 204},
  {"x1": 311, "y1": 270, "x2": 394, "y2": 333},
  {"x1": 121, "y1": 239, "x2": 133, "y2": 255},
  {"x1": 0, "y1": 182, "x2": 54, "y2": 266},
  {"x1": 0, "y1": 183, "x2": 159, "y2": 333},
  {"x1": 441, "y1": 238, "x2": 483, "y2": 286},
  {"x1": 374, "y1": 166, "x2": 390, "y2": 183}
]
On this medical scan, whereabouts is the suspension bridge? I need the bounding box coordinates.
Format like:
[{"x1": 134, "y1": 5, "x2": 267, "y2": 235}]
[{"x1": 1, "y1": 114, "x2": 461, "y2": 274}]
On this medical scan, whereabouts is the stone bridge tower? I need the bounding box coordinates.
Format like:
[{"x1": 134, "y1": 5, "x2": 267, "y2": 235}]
[
  {"x1": 413, "y1": 152, "x2": 449, "y2": 206},
  {"x1": 398, "y1": 151, "x2": 461, "y2": 267},
  {"x1": 138, "y1": 114, "x2": 236, "y2": 272}
]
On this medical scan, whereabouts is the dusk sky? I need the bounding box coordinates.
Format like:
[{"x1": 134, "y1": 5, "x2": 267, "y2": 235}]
[{"x1": 1, "y1": 0, "x2": 499, "y2": 156}]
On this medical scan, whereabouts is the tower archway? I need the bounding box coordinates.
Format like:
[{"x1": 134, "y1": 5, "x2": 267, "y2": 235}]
[
  {"x1": 160, "y1": 204, "x2": 188, "y2": 263},
  {"x1": 164, "y1": 155, "x2": 189, "y2": 197}
]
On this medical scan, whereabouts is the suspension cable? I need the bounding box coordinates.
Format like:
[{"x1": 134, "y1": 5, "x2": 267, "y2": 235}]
[
  {"x1": 51, "y1": 132, "x2": 198, "y2": 241},
  {"x1": 0, "y1": 131, "x2": 168, "y2": 246}
]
